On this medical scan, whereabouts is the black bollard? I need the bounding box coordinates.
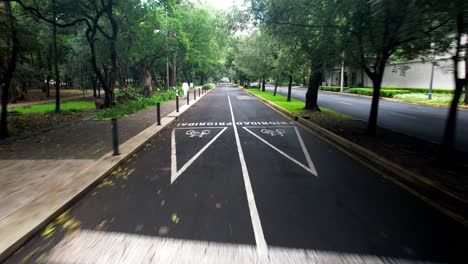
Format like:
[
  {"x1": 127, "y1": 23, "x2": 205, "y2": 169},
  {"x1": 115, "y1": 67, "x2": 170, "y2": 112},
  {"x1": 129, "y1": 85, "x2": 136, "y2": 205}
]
[
  {"x1": 194, "y1": 88, "x2": 197, "y2": 100},
  {"x1": 198, "y1": 88, "x2": 201, "y2": 97},
  {"x1": 176, "y1": 95, "x2": 179, "y2": 112},
  {"x1": 187, "y1": 91, "x2": 190, "y2": 105},
  {"x1": 111, "y1": 118, "x2": 120, "y2": 155},
  {"x1": 157, "y1": 102, "x2": 161, "y2": 125}
]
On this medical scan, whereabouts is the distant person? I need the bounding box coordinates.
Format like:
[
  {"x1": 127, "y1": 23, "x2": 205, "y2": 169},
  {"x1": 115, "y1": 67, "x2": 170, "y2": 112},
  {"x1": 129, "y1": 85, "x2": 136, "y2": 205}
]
[{"x1": 182, "y1": 82, "x2": 189, "y2": 97}]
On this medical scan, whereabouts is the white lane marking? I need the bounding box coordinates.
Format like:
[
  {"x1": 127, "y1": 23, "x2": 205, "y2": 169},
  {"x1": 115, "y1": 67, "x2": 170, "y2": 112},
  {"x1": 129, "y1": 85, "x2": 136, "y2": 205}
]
[
  {"x1": 390, "y1": 112, "x2": 417, "y2": 119},
  {"x1": 175, "y1": 126, "x2": 225, "y2": 129},
  {"x1": 243, "y1": 127, "x2": 318, "y2": 176},
  {"x1": 227, "y1": 92, "x2": 268, "y2": 255},
  {"x1": 171, "y1": 129, "x2": 177, "y2": 183},
  {"x1": 185, "y1": 129, "x2": 211, "y2": 138},
  {"x1": 339, "y1": 101, "x2": 352, "y2": 106},
  {"x1": 170, "y1": 127, "x2": 228, "y2": 184},
  {"x1": 294, "y1": 126, "x2": 317, "y2": 174},
  {"x1": 46, "y1": 230, "x2": 436, "y2": 264},
  {"x1": 261, "y1": 128, "x2": 286, "y2": 137}
]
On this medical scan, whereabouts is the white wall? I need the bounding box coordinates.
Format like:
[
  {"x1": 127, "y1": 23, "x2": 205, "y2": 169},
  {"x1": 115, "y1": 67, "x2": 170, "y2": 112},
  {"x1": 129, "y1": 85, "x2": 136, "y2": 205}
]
[{"x1": 324, "y1": 58, "x2": 464, "y2": 89}]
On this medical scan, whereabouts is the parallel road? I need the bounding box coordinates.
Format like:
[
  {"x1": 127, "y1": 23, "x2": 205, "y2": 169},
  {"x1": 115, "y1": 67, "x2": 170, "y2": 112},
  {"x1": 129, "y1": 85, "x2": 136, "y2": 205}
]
[
  {"x1": 265, "y1": 85, "x2": 468, "y2": 151},
  {"x1": 6, "y1": 84, "x2": 466, "y2": 263}
]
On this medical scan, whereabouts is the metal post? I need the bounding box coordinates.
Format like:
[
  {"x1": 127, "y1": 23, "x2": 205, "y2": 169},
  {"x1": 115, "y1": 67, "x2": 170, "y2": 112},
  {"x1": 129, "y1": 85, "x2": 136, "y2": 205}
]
[
  {"x1": 156, "y1": 102, "x2": 161, "y2": 125},
  {"x1": 428, "y1": 62, "x2": 435, "y2": 100},
  {"x1": 187, "y1": 91, "x2": 190, "y2": 105},
  {"x1": 176, "y1": 95, "x2": 179, "y2": 112},
  {"x1": 194, "y1": 88, "x2": 197, "y2": 100},
  {"x1": 428, "y1": 43, "x2": 435, "y2": 100},
  {"x1": 340, "y1": 52, "x2": 345, "y2": 92},
  {"x1": 111, "y1": 118, "x2": 119, "y2": 155},
  {"x1": 198, "y1": 88, "x2": 201, "y2": 97}
]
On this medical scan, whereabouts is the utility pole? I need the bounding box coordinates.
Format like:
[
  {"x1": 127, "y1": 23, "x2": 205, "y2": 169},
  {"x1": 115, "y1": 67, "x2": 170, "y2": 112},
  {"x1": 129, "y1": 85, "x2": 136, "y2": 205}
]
[{"x1": 428, "y1": 43, "x2": 436, "y2": 100}]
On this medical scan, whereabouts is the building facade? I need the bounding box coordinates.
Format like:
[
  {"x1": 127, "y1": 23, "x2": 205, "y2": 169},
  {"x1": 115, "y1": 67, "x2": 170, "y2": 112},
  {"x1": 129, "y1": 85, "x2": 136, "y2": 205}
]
[{"x1": 324, "y1": 57, "x2": 464, "y2": 89}]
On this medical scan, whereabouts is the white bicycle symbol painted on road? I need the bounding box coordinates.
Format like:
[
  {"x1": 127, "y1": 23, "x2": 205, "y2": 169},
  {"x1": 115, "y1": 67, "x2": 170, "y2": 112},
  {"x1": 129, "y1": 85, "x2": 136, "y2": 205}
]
[
  {"x1": 186, "y1": 129, "x2": 211, "y2": 138},
  {"x1": 261, "y1": 128, "x2": 286, "y2": 137}
]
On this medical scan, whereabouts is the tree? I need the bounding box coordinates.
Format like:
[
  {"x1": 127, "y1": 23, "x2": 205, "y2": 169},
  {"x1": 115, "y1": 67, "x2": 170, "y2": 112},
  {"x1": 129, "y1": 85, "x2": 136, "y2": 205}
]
[
  {"x1": 0, "y1": 0, "x2": 19, "y2": 138},
  {"x1": 233, "y1": 32, "x2": 276, "y2": 90},
  {"x1": 436, "y1": 0, "x2": 468, "y2": 155},
  {"x1": 341, "y1": 0, "x2": 450, "y2": 135},
  {"x1": 251, "y1": 0, "x2": 341, "y2": 110}
]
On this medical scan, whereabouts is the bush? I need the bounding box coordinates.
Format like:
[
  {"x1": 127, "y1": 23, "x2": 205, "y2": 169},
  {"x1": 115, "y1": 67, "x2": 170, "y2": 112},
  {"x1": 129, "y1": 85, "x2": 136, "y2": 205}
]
[
  {"x1": 320, "y1": 86, "x2": 342, "y2": 92},
  {"x1": 381, "y1": 87, "x2": 453, "y2": 94},
  {"x1": 114, "y1": 86, "x2": 141, "y2": 104},
  {"x1": 347, "y1": 88, "x2": 409, "y2": 98},
  {"x1": 96, "y1": 87, "x2": 182, "y2": 119},
  {"x1": 202, "y1": 83, "x2": 216, "y2": 90}
]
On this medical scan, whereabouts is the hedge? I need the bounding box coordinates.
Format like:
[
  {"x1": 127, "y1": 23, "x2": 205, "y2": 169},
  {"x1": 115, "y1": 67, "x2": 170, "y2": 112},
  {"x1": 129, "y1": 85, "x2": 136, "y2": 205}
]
[
  {"x1": 320, "y1": 86, "x2": 342, "y2": 92},
  {"x1": 347, "y1": 88, "x2": 410, "y2": 98},
  {"x1": 319, "y1": 86, "x2": 452, "y2": 95},
  {"x1": 380, "y1": 87, "x2": 453, "y2": 94}
]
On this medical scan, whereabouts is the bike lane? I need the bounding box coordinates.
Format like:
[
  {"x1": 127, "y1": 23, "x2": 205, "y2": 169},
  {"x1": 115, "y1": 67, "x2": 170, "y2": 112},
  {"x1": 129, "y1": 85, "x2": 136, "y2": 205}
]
[
  {"x1": 227, "y1": 85, "x2": 466, "y2": 263},
  {"x1": 5, "y1": 84, "x2": 466, "y2": 263}
]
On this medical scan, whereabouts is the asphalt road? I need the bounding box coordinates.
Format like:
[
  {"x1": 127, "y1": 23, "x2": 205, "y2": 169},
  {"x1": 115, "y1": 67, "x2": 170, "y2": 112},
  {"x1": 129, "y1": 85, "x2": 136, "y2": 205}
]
[
  {"x1": 6, "y1": 84, "x2": 466, "y2": 263},
  {"x1": 265, "y1": 85, "x2": 468, "y2": 152}
]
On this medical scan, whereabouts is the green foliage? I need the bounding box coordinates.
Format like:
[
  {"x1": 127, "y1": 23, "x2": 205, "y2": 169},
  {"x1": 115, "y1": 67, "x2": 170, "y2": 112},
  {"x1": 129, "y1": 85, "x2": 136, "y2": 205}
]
[
  {"x1": 394, "y1": 93, "x2": 464, "y2": 105},
  {"x1": 9, "y1": 101, "x2": 95, "y2": 114},
  {"x1": 233, "y1": 32, "x2": 278, "y2": 81},
  {"x1": 96, "y1": 87, "x2": 181, "y2": 119},
  {"x1": 347, "y1": 88, "x2": 409, "y2": 98},
  {"x1": 380, "y1": 87, "x2": 454, "y2": 94},
  {"x1": 320, "y1": 86, "x2": 342, "y2": 92},
  {"x1": 202, "y1": 83, "x2": 216, "y2": 90},
  {"x1": 114, "y1": 86, "x2": 143, "y2": 104}
]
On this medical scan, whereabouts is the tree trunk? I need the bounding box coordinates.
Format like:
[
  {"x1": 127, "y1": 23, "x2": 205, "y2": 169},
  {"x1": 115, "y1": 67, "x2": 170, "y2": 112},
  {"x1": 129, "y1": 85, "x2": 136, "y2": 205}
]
[
  {"x1": 106, "y1": 0, "x2": 118, "y2": 107},
  {"x1": 169, "y1": 54, "x2": 177, "y2": 87},
  {"x1": 52, "y1": 0, "x2": 61, "y2": 112},
  {"x1": 304, "y1": 65, "x2": 321, "y2": 111},
  {"x1": 365, "y1": 57, "x2": 387, "y2": 136},
  {"x1": 441, "y1": 79, "x2": 464, "y2": 155},
  {"x1": 440, "y1": 9, "x2": 466, "y2": 155},
  {"x1": 92, "y1": 76, "x2": 97, "y2": 98},
  {"x1": 273, "y1": 78, "x2": 279, "y2": 96},
  {"x1": 1, "y1": 1, "x2": 19, "y2": 138},
  {"x1": 261, "y1": 76, "x2": 266, "y2": 92},
  {"x1": 367, "y1": 75, "x2": 383, "y2": 135},
  {"x1": 287, "y1": 74, "x2": 292, "y2": 102},
  {"x1": 143, "y1": 67, "x2": 152, "y2": 97}
]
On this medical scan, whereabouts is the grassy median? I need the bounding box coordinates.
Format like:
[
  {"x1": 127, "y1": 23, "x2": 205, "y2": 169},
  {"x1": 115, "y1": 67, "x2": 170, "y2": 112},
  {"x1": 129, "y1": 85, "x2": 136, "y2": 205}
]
[{"x1": 246, "y1": 88, "x2": 351, "y2": 120}]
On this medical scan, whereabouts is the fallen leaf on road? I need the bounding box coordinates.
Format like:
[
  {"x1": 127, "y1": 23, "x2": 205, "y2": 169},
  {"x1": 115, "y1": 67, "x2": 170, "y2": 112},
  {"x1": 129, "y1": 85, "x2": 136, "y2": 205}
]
[{"x1": 171, "y1": 213, "x2": 180, "y2": 224}]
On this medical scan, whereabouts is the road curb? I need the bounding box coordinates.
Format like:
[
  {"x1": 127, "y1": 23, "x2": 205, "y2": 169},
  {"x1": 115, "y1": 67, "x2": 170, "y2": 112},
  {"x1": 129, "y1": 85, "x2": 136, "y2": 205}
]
[
  {"x1": 243, "y1": 87, "x2": 468, "y2": 226},
  {"x1": 0, "y1": 87, "x2": 214, "y2": 262}
]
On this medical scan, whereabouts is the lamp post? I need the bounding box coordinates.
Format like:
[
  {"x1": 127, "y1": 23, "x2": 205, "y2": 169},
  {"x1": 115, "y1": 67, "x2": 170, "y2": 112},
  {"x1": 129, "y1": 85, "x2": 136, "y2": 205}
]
[
  {"x1": 153, "y1": 27, "x2": 169, "y2": 90},
  {"x1": 428, "y1": 43, "x2": 436, "y2": 100}
]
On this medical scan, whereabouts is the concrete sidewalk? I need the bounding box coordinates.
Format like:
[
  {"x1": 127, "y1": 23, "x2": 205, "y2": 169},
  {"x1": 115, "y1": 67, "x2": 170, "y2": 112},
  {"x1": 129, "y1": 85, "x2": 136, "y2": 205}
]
[{"x1": 0, "y1": 88, "x2": 209, "y2": 260}]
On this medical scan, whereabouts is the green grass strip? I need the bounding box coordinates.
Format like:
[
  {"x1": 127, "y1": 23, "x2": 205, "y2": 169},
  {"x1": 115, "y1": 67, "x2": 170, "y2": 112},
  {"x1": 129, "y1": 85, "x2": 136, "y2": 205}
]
[
  {"x1": 9, "y1": 101, "x2": 95, "y2": 114},
  {"x1": 247, "y1": 88, "x2": 351, "y2": 120}
]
